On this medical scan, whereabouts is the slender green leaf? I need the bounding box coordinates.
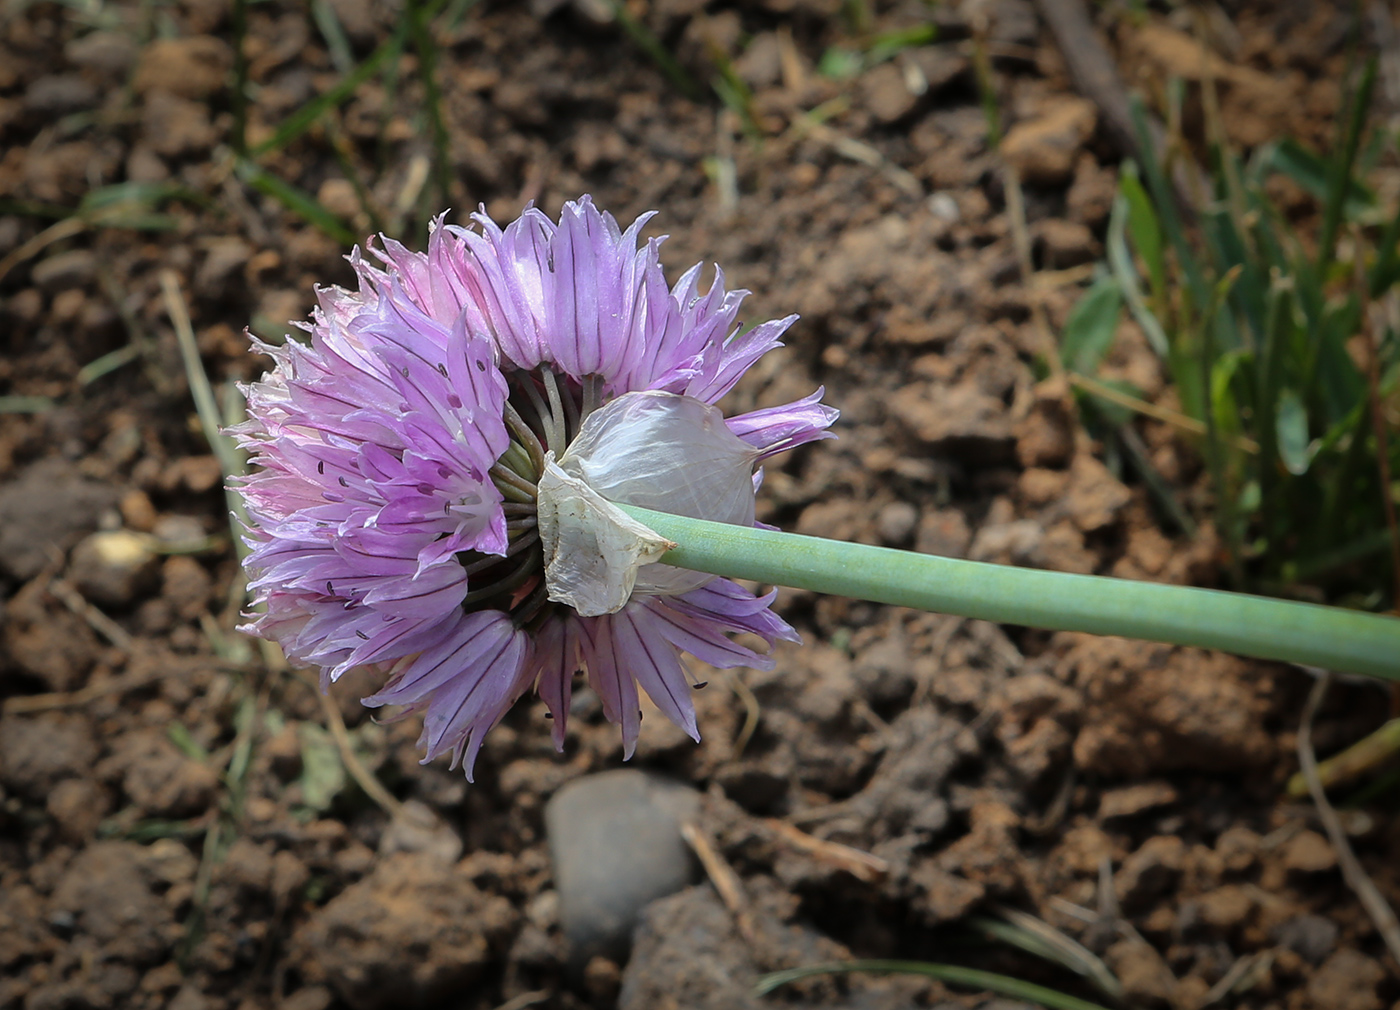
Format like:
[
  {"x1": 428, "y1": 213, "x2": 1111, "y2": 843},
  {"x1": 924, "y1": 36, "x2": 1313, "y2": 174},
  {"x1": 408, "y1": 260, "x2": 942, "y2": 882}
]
[
  {"x1": 817, "y1": 47, "x2": 864, "y2": 79},
  {"x1": 312, "y1": 0, "x2": 355, "y2": 74},
  {"x1": 755, "y1": 960, "x2": 1111, "y2": 1010},
  {"x1": 1275, "y1": 388, "x2": 1311, "y2": 475},
  {"x1": 1319, "y1": 58, "x2": 1377, "y2": 270},
  {"x1": 235, "y1": 159, "x2": 358, "y2": 246},
  {"x1": 865, "y1": 24, "x2": 937, "y2": 64},
  {"x1": 607, "y1": 0, "x2": 703, "y2": 100},
  {"x1": 1118, "y1": 163, "x2": 1166, "y2": 306},
  {"x1": 297, "y1": 722, "x2": 346, "y2": 813},
  {"x1": 250, "y1": 38, "x2": 398, "y2": 156},
  {"x1": 1061, "y1": 276, "x2": 1122, "y2": 375},
  {"x1": 0, "y1": 395, "x2": 54, "y2": 412},
  {"x1": 1106, "y1": 190, "x2": 1169, "y2": 356},
  {"x1": 1266, "y1": 138, "x2": 1375, "y2": 216}
]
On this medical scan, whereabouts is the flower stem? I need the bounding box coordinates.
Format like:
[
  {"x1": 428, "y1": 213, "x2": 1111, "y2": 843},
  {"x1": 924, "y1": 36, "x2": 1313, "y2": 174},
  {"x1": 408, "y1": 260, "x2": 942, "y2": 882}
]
[{"x1": 617, "y1": 505, "x2": 1400, "y2": 682}]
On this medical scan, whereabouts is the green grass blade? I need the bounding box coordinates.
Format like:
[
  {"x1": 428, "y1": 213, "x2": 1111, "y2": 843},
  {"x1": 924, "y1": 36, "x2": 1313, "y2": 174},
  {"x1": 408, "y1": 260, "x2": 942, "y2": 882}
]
[
  {"x1": 1129, "y1": 94, "x2": 1206, "y2": 306},
  {"x1": 1266, "y1": 138, "x2": 1375, "y2": 216},
  {"x1": 1106, "y1": 191, "x2": 1169, "y2": 356},
  {"x1": 406, "y1": 0, "x2": 454, "y2": 211},
  {"x1": 312, "y1": 0, "x2": 355, "y2": 74},
  {"x1": 0, "y1": 395, "x2": 54, "y2": 413},
  {"x1": 235, "y1": 159, "x2": 359, "y2": 246},
  {"x1": 754, "y1": 959, "x2": 1112, "y2": 1010},
  {"x1": 1275, "y1": 387, "x2": 1311, "y2": 476},
  {"x1": 607, "y1": 0, "x2": 703, "y2": 101},
  {"x1": 250, "y1": 39, "x2": 398, "y2": 157},
  {"x1": 1319, "y1": 57, "x2": 1377, "y2": 271},
  {"x1": 1060, "y1": 275, "x2": 1123, "y2": 374}
]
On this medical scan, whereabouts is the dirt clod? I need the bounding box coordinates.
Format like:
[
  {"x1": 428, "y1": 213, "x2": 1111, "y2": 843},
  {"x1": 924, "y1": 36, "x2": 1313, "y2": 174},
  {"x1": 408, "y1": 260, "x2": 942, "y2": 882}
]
[{"x1": 294, "y1": 853, "x2": 518, "y2": 1010}]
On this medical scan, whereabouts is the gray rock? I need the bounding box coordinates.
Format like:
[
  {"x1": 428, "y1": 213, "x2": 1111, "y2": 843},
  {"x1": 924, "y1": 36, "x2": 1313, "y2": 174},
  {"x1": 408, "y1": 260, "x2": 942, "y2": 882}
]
[
  {"x1": 1273, "y1": 914, "x2": 1338, "y2": 965},
  {"x1": 545, "y1": 769, "x2": 700, "y2": 965},
  {"x1": 24, "y1": 74, "x2": 99, "y2": 117},
  {"x1": 66, "y1": 31, "x2": 140, "y2": 79},
  {"x1": 0, "y1": 457, "x2": 119, "y2": 581}
]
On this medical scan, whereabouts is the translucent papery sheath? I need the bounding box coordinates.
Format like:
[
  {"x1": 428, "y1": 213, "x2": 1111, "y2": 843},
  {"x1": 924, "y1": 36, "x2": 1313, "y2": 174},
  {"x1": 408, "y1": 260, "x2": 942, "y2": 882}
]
[{"x1": 234, "y1": 195, "x2": 836, "y2": 777}]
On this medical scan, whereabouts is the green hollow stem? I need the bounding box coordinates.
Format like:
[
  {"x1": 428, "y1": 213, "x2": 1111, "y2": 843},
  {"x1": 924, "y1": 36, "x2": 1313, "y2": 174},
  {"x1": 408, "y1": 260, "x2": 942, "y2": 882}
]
[{"x1": 616, "y1": 505, "x2": 1400, "y2": 682}]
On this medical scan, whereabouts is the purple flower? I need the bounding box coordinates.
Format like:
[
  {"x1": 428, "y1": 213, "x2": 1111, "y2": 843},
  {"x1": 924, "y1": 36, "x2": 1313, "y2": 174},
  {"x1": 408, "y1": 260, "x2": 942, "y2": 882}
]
[{"x1": 235, "y1": 197, "x2": 837, "y2": 776}]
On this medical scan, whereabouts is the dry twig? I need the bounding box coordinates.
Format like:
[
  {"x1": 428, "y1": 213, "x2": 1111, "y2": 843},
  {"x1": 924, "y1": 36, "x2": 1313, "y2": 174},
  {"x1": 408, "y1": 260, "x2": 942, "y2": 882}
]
[
  {"x1": 47, "y1": 577, "x2": 134, "y2": 650},
  {"x1": 762, "y1": 818, "x2": 890, "y2": 883},
  {"x1": 1297, "y1": 673, "x2": 1400, "y2": 973},
  {"x1": 314, "y1": 683, "x2": 403, "y2": 818},
  {"x1": 680, "y1": 820, "x2": 758, "y2": 945}
]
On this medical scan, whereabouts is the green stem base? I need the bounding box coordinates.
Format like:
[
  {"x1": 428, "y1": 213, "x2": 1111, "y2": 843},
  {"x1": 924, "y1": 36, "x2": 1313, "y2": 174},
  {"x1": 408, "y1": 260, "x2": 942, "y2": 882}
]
[{"x1": 618, "y1": 505, "x2": 1400, "y2": 682}]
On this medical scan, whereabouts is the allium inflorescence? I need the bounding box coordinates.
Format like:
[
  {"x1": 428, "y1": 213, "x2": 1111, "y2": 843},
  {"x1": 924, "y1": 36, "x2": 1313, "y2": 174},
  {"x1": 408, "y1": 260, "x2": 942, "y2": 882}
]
[{"x1": 234, "y1": 196, "x2": 836, "y2": 776}]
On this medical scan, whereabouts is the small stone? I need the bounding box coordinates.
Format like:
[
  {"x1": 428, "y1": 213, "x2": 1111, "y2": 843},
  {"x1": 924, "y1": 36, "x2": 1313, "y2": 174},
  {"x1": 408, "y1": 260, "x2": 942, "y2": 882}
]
[
  {"x1": 280, "y1": 987, "x2": 334, "y2": 1010},
  {"x1": 1306, "y1": 948, "x2": 1385, "y2": 1010},
  {"x1": 1105, "y1": 940, "x2": 1175, "y2": 1007},
  {"x1": 1001, "y1": 98, "x2": 1097, "y2": 185},
  {"x1": 969, "y1": 518, "x2": 1043, "y2": 566},
  {"x1": 860, "y1": 62, "x2": 919, "y2": 124},
  {"x1": 133, "y1": 36, "x2": 233, "y2": 99},
  {"x1": 906, "y1": 47, "x2": 969, "y2": 95},
  {"x1": 119, "y1": 490, "x2": 158, "y2": 533},
  {"x1": 1098, "y1": 781, "x2": 1178, "y2": 821},
  {"x1": 68, "y1": 529, "x2": 160, "y2": 608},
  {"x1": 1214, "y1": 825, "x2": 1260, "y2": 873},
  {"x1": 1281, "y1": 829, "x2": 1336, "y2": 873},
  {"x1": 545, "y1": 769, "x2": 701, "y2": 965},
  {"x1": 316, "y1": 178, "x2": 361, "y2": 221},
  {"x1": 66, "y1": 31, "x2": 139, "y2": 79},
  {"x1": 126, "y1": 144, "x2": 170, "y2": 183},
  {"x1": 24, "y1": 74, "x2": 99, "y2": 117},
  {"x1": 1272, "y1": 914, "x2": 1338, "y2": 964},
  {"x1": 1196, "y1": 884, "x2": 1254, "y2": 931},
  {"x1": 1114, "y1": 836, "x2": 1184, "y2": 910},
  {"x1": 168, "y1": 986, "x2": 210, "y2": 1010},
  {"x1": 876, "y1": 501, "x2": 918, "y2": 545},
  {"x1": 31, "y1": 249, "x2": 97, "y2": 292},
  {"x1": 986, "y1": 0, "x2": 1039, "y2": 45}
]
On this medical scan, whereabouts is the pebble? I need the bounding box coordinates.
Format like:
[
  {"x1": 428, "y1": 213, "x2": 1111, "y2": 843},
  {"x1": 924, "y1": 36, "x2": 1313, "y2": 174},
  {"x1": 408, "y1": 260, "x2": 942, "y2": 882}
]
[
  {"x1": 545, "y1": 769, "x2": 701, "y2": 965},
  {"x1": 23, "y1": 74, "x2": 98, "y2": 117},
  {"x1": 1273, "y1": 914, "x2": 1338, "y2": 965},
  {"x1": 31, "y1": 249, "x2": 97, "y2": 293},
  {"x1": 69, "y1": 529, "x2": 160, "y2": 608}
]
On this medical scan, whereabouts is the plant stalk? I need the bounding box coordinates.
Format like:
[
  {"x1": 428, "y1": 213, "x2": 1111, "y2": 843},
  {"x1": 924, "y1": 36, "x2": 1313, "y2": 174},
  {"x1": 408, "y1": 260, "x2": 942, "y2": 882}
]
[{"x1": 618, "y1": 505, "x2": 1400, "y2": 681}]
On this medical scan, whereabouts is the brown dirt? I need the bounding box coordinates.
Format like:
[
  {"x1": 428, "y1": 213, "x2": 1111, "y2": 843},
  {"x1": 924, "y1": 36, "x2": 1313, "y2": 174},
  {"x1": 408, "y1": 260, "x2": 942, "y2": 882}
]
[{"x1": 1, "y1": 2, "x2": 1398, "y2": 1010}]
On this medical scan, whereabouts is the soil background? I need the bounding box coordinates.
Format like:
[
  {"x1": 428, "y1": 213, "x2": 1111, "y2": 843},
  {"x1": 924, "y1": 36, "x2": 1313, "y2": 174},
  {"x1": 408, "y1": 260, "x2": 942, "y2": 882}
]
[{"x1": 1, "y1": 2, "x2": 1398, "y2": 1010}]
